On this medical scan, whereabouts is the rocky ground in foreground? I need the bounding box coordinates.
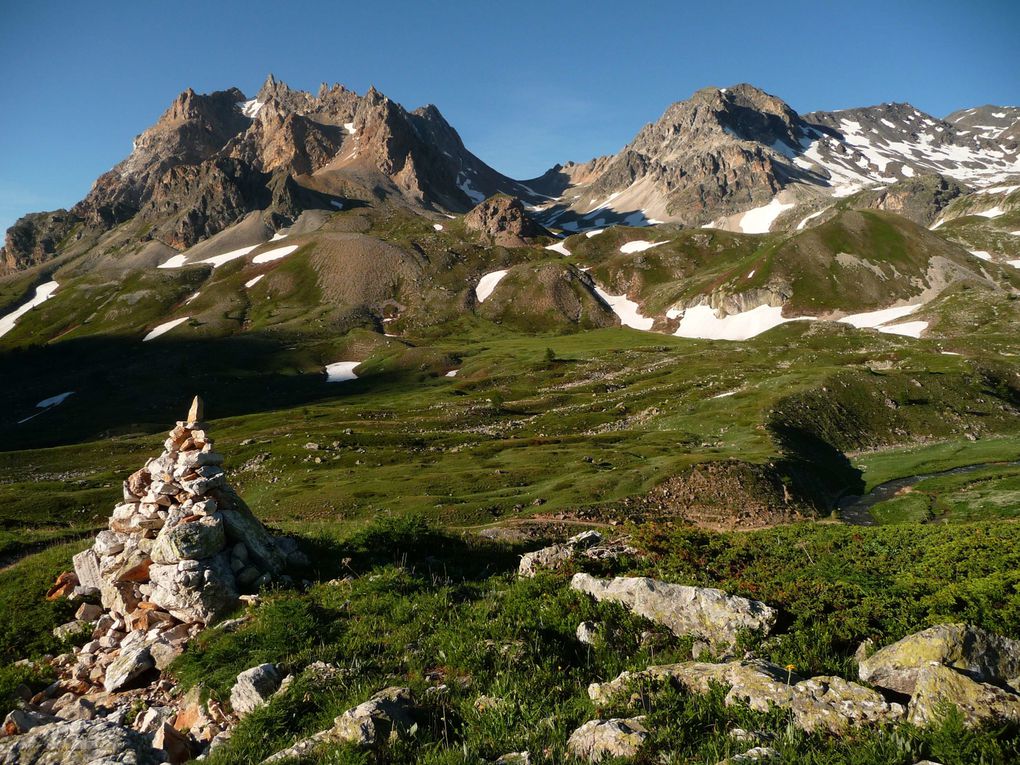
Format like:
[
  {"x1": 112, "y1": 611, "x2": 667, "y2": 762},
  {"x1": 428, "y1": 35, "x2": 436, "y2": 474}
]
[{"x1": 3, "y1": 423, "x2": 1020, "y2": 763}]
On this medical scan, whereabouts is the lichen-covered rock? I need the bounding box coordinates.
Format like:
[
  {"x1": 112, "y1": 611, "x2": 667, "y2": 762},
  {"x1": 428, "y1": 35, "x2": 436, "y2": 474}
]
[
  {"x1": 590, "y1": 660, "x2": 904, "y2": 734},
  {"x1": 150, "y1": 514, "x2": 226, "y2": 564},
  {"x1": 858, "y1": 624, "x2": 1020, "y2": 694},
  {"x1": 566, "y1": 717, "x2": 649, "y2": 762},
  {"x1": 230, "y1": 663, "x2": 282, "y2": 717},
  {"x1": 0, "y1": 718, "x2": 166, "y2": 764},
  {"x1": 571, "y1": 574, "x2": 777, "y2": 649},
  {"x1": 907, "y1": 664, "x2": 1020, "y2": 728}
]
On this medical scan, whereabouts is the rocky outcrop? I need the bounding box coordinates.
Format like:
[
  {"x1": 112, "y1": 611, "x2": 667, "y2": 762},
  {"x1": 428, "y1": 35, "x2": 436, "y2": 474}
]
[
  {"x1": 858, "y1": 623, "x2": 1020, "y2": 695},
  {"x1": 0, "y1": 718, "x2": 166, "y2": 764},
  {"x1": 566, "y1": 717, "x2": 649, "y2": 763},
  {"x1": 463, "y1": 194, "x2": 549, "y2": 246},
  {"x1": 850, "y1": 174, "x2": 969, "y2": 226},
  {"x1": 261, "y1": 686, "x2": 416, "y2": 763},
  {"x1": 1, "y1": 210, "x2": 81, "y2": 272},
  {"x1": 571, "y1": 574, "x2": 777, "y2": 649},
  {"x1": 589, "y1": 660, "x2": 904, "y2": 734}
]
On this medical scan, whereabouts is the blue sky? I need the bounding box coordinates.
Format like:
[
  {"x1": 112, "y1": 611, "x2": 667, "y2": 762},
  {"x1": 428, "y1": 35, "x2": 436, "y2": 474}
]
[{"x1": 1, "y1": 0, "x2": 1018, "y2": 234}]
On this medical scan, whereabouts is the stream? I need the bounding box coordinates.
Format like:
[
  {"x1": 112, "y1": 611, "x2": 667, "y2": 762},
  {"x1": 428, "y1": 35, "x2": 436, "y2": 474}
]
[{"x1": 835, "y1": 460, "x2": 1020, "y2": 525}]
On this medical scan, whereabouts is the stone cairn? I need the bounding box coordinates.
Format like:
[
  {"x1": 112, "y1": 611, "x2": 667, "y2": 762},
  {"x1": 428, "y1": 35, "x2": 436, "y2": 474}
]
[{"x1": 2, "y1": 397, "x2": 304, "y2": 761}]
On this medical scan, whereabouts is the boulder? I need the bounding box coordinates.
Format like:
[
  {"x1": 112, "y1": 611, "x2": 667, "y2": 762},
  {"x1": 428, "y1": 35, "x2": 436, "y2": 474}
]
[
  {"x1": 103, "y1": 645, "x2": 154, "y2": 692},
  {"x1": 150, "y1": 515, "x2": 226, "y2": 565},
  {"x1": 52, "y1": 620, "x2": 90, "y2": 641},
  {"x1": 858, "y1": 623, "x2": 1020, "y2": 694},
  {"x1": 571, "y1": 574, "x2": 777, "y2": 649},
  {"x1": 907, "y1": 664, "x2": 1020, "y2": 728},
  {"x1": 566, "y1": 717, "x2": 649, "y2": 762},
  {"x1": 0, "y1": 718, "x2": 165, "y2": 764},
  {"x1": 2, "y1": 709, "x2": 58, "y2": 736},
  {"x1": 590, "y1": 660, "x2": 904, "y2": 734},
  {"x1": 261, "y1": 686, "x2": 415, "y2": 763},
  {"x1": 333, "y1": 686, "x2": 415, "y2": 746},
  {"x1": 577, "y1": 621, "x2": 598, "y2": 645},
  {"x1": 518, "y1": 530, "x2": 602, "y2": 577},
  {"x1": 148, "y1": 554, "x2": 238, "y2": 624},
  {"x1": 152, "y1": 721, "x2": 192, "y2": 764},
  {"x1": 230, "y1": 663, "x2": 282, "y2": 717}
]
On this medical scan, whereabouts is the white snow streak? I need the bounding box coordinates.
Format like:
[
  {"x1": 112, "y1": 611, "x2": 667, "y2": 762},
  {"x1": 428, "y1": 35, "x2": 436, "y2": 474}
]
[
  {"x1": 475, "y1": 270, "x2": 508, "y2": 302},
  {"x1": 142, "y1": 317, "x2": 189, "y2": 342},
  {"x1": 0, "y1": 281, "x2": 59, "y2": 339}
]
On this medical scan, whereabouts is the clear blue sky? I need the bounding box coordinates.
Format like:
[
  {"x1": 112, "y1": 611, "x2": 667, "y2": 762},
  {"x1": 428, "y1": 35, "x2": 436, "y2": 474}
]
[{"x1": 2, "y1": 0, "x2": 1018, "y2": 234}]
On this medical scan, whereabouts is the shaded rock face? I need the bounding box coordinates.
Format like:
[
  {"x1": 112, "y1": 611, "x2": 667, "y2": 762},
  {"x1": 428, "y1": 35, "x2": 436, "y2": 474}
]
[
  {"x1": 858, "y1": 623, "x2": 1020, "y2": 695},
  {"x1": 589, "y1": 660, "x2": 905, "y2": 734},
  {"x1": 0, "y1": 718, "x2": 166, "y2": 764},
  {"x1": 1, "y1": 210, "x2": 81, "y2": 272},
  {"x1": 571, "y1": 574, "x2": 777, "y2": 649},
  {"x1": 850, "y1": 174, "x2": 969, "y2": 226},
  {"x1": 464, "y1": 195, "x2": 548, "y2": 246}
]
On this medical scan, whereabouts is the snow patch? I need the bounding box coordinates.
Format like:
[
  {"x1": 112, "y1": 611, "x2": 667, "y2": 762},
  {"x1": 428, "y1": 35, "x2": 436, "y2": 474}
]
[
  {"x1": 838, "y1": 304, "x2": 922, "y2": 329},
  {"x1": 37, "y1": 391, "x2": 74, "y2": 408},
  {"x1": 344, "y1": 122, "x2": 356, "y2": 134},
  {"x1": 445, "y1": 369, "x2": 459, "y2": 378},
  {"x1": 593, "y1": 286, "x2": 654, "y2": 330},
  {"x1": 585, "y1": 229, "x2": 604, "y2": 238},
  {"x1": 545, "y1": 241, "x2": 571, "y2": 257},
  {"x1": 433, "y1": 223, "x2": 444, "y2": 231},
  {"x1": 241, "y1": 99, "x2": 263, "y2": 118},
  {"x1": 0, "y1": 281, "x2": 59, "y2": 339},
  {"x1": 475, "y1": 270, "x2": 508, "y2": 302},
  {"x1": 142, "y1": 317, "x2": 189, "y2": 342},
  {"x1": 674, "y1": 304, "x2": 813, "y2": 341},
  {"x1": 969, "y1": 250, "x2": 993, "y2": 261},
  {"x1": 198, "y1": 244, "x2": 260, "y2": 268},
  {"x1": 158, "y1": 254, "x2": 189, "y2": 269},
  {"x1": 325, "y1": 361, "x2": 360, "y2": 383},
  {"x1": 252, "y1": 244, "x2": 299, "y2": 264},
  {"x1": 796, "y1": 209, "x2": 827, "y2": 230},
  {"x1": 245, "y1": 275, "x2": 265, "y2": 288},
  {"x1": 738, "y1": 198, "x2": 796, "y2": 234},
  {"x1": 620, "y1": 240, "x2": 666, "y2": 254},
  {"x1": 331, "y1": 199, "x2": 344, "y2": 209}
]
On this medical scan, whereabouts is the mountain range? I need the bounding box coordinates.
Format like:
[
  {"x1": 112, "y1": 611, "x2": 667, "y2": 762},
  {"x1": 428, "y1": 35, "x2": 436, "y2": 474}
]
[{"x1": 1, "y1": 76, "x2": 1019, "y2": 447}]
